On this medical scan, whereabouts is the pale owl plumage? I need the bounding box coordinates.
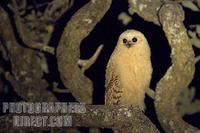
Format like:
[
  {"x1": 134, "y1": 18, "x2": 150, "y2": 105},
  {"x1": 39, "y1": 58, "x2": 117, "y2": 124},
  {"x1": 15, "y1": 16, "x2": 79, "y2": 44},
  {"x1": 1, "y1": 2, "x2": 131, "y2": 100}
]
[{"x1": 105, "y1": 29, "x2": 152, "y2": 110}]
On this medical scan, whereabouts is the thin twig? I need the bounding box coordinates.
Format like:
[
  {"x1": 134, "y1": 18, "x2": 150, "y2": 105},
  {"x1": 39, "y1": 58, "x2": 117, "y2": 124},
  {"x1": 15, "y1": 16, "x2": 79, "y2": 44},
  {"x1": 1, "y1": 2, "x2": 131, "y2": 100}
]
[
  {"x1": 52, "y1": 82, "x2": 69, "y2": 93},
  {"x1": 195, "y1": 55, "x2": 200, "y2": 64},
  {"x1": 10, "y1": 0, "x2": 55, "y2": 55},
  {"x1": 146, "y1": 88, "x2": 155, "y2": 99},
  {"x1": 26, "y1": 2, "x2": 50, "y2": 10},
  {"x1": 78, "y1": 44, "x2": 104, "y2": 73},
  {"x1": 44, "y1": 0, "x2": 74, "y2": 21}
]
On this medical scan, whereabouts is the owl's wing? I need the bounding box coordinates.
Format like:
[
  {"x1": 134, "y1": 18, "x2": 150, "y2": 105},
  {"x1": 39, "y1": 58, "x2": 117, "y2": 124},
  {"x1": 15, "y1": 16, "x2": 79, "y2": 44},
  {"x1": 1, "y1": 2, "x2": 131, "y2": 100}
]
[{"x1": 105, "y1": 58, "x2": 123, "y2": 105}]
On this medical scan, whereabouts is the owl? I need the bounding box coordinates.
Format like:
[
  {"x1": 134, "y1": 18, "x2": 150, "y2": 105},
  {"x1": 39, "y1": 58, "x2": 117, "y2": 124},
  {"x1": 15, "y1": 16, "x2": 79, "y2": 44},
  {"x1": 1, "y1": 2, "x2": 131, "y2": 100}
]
[{"x1": 105, "y1": 29, "x2": 152, "y2": 110}]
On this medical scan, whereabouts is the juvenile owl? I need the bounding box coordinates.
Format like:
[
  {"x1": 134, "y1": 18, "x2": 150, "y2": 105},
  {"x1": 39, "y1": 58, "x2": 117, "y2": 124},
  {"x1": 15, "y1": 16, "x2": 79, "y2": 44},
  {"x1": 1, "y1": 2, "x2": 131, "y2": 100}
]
[{"x1": 105, "y1": 29, "x2": 152, "y2": 110}]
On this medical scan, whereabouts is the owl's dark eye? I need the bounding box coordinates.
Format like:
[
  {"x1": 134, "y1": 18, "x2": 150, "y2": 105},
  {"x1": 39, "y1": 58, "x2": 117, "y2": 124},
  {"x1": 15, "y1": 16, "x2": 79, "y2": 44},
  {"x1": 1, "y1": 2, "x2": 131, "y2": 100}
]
[
  {"x1": 123, "y1": 38, "x2": 127, "y2": 43},
  {"x1": 132, "y1": 37, "x2": 137, "y2": 42}
]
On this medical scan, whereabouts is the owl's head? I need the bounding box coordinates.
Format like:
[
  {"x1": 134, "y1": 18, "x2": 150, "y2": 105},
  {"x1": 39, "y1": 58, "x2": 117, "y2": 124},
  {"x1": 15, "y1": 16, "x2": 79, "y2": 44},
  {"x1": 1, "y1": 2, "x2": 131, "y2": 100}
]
[{"x1": 118, "y1": 29, "x2": 147, "y2": 49}]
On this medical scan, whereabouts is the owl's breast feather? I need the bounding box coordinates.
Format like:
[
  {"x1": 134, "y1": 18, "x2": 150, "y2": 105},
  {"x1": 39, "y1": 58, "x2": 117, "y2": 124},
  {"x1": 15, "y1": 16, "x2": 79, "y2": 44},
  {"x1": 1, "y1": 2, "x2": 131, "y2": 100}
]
[{"x1": 114, "y1": 46, "x2": 152, "y2": 106}]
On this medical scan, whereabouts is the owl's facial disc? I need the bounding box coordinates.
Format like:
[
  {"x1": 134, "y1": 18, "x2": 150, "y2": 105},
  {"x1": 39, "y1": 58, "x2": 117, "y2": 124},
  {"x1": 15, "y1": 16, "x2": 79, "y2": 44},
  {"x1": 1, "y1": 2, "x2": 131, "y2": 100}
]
[{"x1": 123, "y1": 37, "x2": 138, "y2": 48}]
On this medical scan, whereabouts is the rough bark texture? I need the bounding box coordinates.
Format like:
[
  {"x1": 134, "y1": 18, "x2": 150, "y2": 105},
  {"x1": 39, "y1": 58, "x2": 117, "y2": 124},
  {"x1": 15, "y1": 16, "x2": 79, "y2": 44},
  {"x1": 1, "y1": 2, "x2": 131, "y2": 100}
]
[
  {"x1": 154, "y1": 3, "x2": 198, "y2": 132},
  {"x1": 0, "y1": 8, "x2": 57, "y2": 102},
  {"x1": 128, "y1": 0, "x2": 162, "y2": 25},
  {"x1": 128, "y1": 1, "x2": 199, "y2": 132},
  {"x1": 0, "y1": 105, "x2": 159, "y2": 133},
  {"x1": 56, "y1": 0, "x2": 112, "y2": 104}
]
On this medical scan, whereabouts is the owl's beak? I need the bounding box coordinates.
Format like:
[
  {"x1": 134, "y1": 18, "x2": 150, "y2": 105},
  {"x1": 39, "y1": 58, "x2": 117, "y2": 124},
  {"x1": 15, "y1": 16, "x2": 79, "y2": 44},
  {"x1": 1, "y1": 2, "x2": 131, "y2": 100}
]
[{"x1": 126, "y1": 41, "x2": 134, "y2": 48}]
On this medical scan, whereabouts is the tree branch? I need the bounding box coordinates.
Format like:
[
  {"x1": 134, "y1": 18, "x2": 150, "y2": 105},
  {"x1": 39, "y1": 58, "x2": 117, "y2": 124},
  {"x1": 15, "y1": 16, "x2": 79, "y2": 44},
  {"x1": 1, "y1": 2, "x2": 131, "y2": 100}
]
[
  {"x1": 155, "y1": 2, "x2": 199, "y2": 132},
  {"x1": 56, "y1": 0, "x2": 112, "y2": 103},
  {"x1": 0, "y1": 7, "x2": 57, "y2": 102},
  {"x1": 128, "y1": 0, "x2": 162, "y2": 25},
  {"x1": 146, "y1": 88, "x2": 155, "y2": 99},
  {"x1": 0, "y1": 105, "x2": 159, "y2": 133},
  {"x1": 195, "y1": 55, "x2": 200, "y2": 64},
  {"x1": 10, "y1": 0, "x2": 55, "y2": 54},
  {"x1": 44, "y1": 0, "x2": 74, "y2": 21},
  {"x1": 78, "y1": 44, "x2": 104, "y2": 73}
]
